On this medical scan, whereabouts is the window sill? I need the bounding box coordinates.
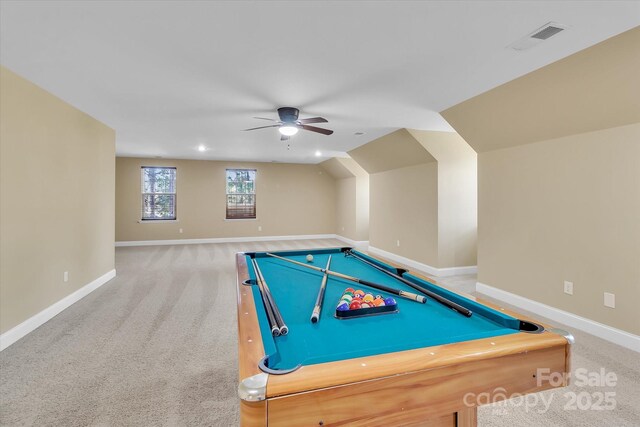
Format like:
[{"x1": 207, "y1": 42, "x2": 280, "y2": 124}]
[
  {"x1": 224, "y1": 218, "x2": 258, "y2": 221},
  {"x1": 138, "y1": 219, "x2": 179, "y2": 223}
]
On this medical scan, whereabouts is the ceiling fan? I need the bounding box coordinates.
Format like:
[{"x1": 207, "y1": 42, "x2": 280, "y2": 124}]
[{"x1": 243, "y1": 107, "x2": 334, "y2": 141}]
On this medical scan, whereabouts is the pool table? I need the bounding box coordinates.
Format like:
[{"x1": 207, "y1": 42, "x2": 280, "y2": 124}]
[{"x1": 236, "y1": 248, "x2": 573, "y2": 426}]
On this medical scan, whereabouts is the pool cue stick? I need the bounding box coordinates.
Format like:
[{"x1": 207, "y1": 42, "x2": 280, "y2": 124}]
[
  {"x1": 253, "y1": 257, "x2": 289, "y2": 335},
  {"x1": 266, "y1": 253, "x2": 426, "y2": 304},
  {"x1": 345, "y1": 250, "x2": 473, "y2": 317},
  {"x1": 250, "y1": 258, "x2": 280, "y2": 336},
  {"x1": 310, "y1": 255, "x2": 332, "y2": 323}
]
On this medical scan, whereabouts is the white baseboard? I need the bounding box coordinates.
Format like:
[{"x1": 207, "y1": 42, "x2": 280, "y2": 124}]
[
  {"x1": 0, "y1": 269, "x2": 116, "y2": 351},
  {"x1": 476, "y1": 282, "x2": 640, "y2": 353},
  {"x1": 334, "y1": 235, "x2": 369, "y2": 250},
  {"x1": 115, "y1": 234, "x2": 339, "y2": 247},
  {"x1": 367, "y1": 246, "x2": 477, "y2": 277}
]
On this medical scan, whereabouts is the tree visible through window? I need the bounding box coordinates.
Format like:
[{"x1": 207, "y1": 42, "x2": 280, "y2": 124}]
[
  {"x1": 141, "y1": 167, "x2": 177, "y2": 220},
  {"x1": 226, "y1": 169, "x2": 256, "y2": 219}
]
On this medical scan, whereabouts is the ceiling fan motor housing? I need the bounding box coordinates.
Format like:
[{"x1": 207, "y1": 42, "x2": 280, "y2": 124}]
[{"x1": 277, "y1": 107, "x2": 300, "y2": 123}]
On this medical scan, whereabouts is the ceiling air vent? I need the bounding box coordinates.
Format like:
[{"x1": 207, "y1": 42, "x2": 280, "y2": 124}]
[
  {"x1": 508, "y1": 22, "x2": 568, "y2": 51},
  {"x1": 531, "y1": 25, "x2": 565, "y2": 40}
]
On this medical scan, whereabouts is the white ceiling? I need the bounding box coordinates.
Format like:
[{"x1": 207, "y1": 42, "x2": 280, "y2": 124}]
[{"x1": 1, "y1": 1, "x2": 638, "y2": 163}]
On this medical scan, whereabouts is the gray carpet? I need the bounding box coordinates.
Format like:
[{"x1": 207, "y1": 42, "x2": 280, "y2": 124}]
[{"x1": 1, "y1": 239, "x2": 638, "y2": 426}]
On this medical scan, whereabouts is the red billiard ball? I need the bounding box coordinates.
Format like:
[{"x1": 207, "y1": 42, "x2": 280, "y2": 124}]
[
  {"x1": 349, "y1": 300, "x2": 362, "y2": 310},
  {"x1": 344, "y1": 287, "x2": 355, "y2": 294}
]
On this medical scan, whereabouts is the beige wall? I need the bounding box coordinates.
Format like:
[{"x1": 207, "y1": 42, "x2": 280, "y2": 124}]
[
  {"x1": 320, "y1": 157, "x2": 370, "y2": 242},
  {"x1": 0, "y1": 67, "x2": 115, "y2": 334},
  {"x1": 369, "y1": 163, "x2": 439, "y2": 267},
  {"x1": 441, "y1": 26, "x2": 639, "y2": 335},
  {"x1": 409, "y1": 130, "x2": 478, "y2": 267},
  {"x1": 352, "y1": 129, "x2": 476, "y2": 268},
  {"x1": 478, "y1": 123, "x2": 640, "y2": 335},
  {"x1": 116, "y1": 157, "x2": 336, "y2": 241},
  {"x1": 336, "y1": 177, "x2": 358, "y2": 240},
  {"x1": 355, "y1": 172, "x2": 370, "y2": 241}
]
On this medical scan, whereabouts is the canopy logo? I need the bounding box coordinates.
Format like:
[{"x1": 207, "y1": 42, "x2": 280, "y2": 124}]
[{"x1": 463, "y1": 368, "x2": 617, "y2": 414}]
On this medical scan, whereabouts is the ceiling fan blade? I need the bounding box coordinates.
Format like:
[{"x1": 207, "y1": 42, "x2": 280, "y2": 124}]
[
  {"x1": 298, "y1": 117, "x2": 328, "y2": 124},
  {"x1": 253, "y1": 117, "x2": 278, "y2": 122},
  {"x1": 243, "y1": 124, "x2": 281, "y2": 131},
  {"x1": 280, "y1": 134, "x2": 290, "y2": 141},
  {"x1": 299, "y1": 124, "x2": 334, "y2": 135}
]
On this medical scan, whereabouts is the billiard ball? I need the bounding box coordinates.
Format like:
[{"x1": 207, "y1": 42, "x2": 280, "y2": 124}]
[
  {"x1": 336, "y1": 302, "x2": 349, "y2": 311},
  {"x1": 306, "y1": 254, "x2": 314, "y2": 262},
  {"x1": 363, "y1": 294, "x2": 374, "y2": 303},
  {"x1": 361, "y1": 302, "x2": 371, "y2": 308},
  {"x1": 373, "y1": 298, "x2": 385, "y2": 307},
  {"x1": 345, "y1": 287, "x2": 355, "y2": 294},
  {"x1": 384, "y1": 297, "x2": 397, "y2": 306},
  {"x1": 349, "y1": 300, "x2": 362, "y2": 310},
  {"x1": 341, "y1": 294, "x2": 353, "y2": 303},
  {"x1": 354, "y1": 290, "x2": 365, "y2": 298}
]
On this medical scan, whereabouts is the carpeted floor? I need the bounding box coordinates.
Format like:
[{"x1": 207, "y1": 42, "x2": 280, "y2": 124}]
[{"x1": 1, "y1": 239, "x2": 638, "y2": 426}]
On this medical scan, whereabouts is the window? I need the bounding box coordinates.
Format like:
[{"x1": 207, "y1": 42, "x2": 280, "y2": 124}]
[
  {"x1": 226, "y1": 169, "x2": 256, "y2": 219},
  {"x1": 141, "y1": 166, "x2": 177, "y2": 220}
]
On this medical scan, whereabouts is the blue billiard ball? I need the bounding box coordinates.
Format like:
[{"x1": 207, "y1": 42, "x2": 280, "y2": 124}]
[
  {"x1": 384, "y1": 297, "x2": 397, "y2": 307},
  {"x1": 336, "y1": 302, "x2": 350, "y2": 311}
]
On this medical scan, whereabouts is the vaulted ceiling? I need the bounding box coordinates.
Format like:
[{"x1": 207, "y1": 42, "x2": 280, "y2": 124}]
[{"x1": 1, "y1": 1, "x2": 638, "y2": 163}]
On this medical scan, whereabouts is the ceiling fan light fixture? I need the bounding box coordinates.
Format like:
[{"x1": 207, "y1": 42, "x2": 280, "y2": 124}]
[{"x1": 279, "y1": 125, "x2": 298, "y2": 136}]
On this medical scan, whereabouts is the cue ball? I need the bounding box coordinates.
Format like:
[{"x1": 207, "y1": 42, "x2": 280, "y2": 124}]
[{"x1": 306, "y1": 254, "x2": 314, "y2": 262}]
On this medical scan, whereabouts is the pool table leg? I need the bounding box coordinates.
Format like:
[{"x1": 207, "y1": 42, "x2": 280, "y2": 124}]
[
  {"x1": 456, "y1": 407, "x2": 477, "y2": 427},
  {"x1": 240, "y1": 400, "x2": 266, "y2": 426}
]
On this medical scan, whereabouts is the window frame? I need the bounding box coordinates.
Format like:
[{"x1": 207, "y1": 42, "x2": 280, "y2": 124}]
[
  {"x1": 225, "y1": 168, "x2": 257, "y2": 220},
  {"x1": 140, "y1": 166, "x2": 177, "y2": 221}
]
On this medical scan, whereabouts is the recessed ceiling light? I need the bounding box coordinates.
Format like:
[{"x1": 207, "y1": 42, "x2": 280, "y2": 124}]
[
  {"x1": 315, "y1": 150, "x2": 322, "y2": 157},
  {"x1": 279, "y1": 125, "x2": 299, "y2": 136},
  {"x1": 197, "y1": 144, "x2": 207, "y2": 152}
]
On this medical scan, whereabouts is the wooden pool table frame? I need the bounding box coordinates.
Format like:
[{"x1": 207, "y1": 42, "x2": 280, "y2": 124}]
[{"x1": 236, "y1": 250, "x2": 573, "y2": 427}]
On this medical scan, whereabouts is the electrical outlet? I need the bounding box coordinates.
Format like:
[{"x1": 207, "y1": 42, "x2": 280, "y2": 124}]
[
  {"x1": 604, "y1": 292, "x2": 615, "y2": 308},
  {"x1": 563, "y1": 281, "x2": 573, "y2": 295},
  {"x1": 63, "y1": 271, "x2": 69, "y2": 282},
  {"x1": 396, "y1": 240, "x2": 400, "y2": 247},
  {"x1": 258, "y1": 226, "x2": 262, "y2": 232},
  {"x1": 179, "y1": 228, "x2": 183, "y2": 234}
]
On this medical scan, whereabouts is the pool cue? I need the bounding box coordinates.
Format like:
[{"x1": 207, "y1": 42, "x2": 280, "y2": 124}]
[
  {"x1": 253, "y1": 257, "x2": 289, "y2": 335},
  {"x1": 250, "y1": 258, "x2": 280, "y2": 336},
  {"x1": 310, "y1": 255, "x2": 332, "y2": 323},
  {"x1": 345, "y1": 250, "x2": 472, "y2": 317},
  {"x1": 266, "y1": 253, "x2": 426, "y2": 304}
]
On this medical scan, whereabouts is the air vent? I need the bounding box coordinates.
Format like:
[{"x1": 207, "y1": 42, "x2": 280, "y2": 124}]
[
  {"x1": 531, "y1": 25, "x2": 565, "y2": 40},
  {"x1": 508, "y1": 22, "x2": 568, "y2": 51}
]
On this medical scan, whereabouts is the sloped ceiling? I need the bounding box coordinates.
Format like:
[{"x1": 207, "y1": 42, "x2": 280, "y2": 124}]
[
  {"x1": 319, "y1": 158, "x2": 355, "y2": 179},
  {"x1": 441, "y1": 26, "x2": 640, "y2": 153},
  {"x1": 348, "y1": 129, "x2": 435, "y2": 174}
]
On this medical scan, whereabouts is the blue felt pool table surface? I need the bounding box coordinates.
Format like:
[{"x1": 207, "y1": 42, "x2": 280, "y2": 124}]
[{"x1": 246, "y1": 248, "x2": 521, "y2": 371}]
